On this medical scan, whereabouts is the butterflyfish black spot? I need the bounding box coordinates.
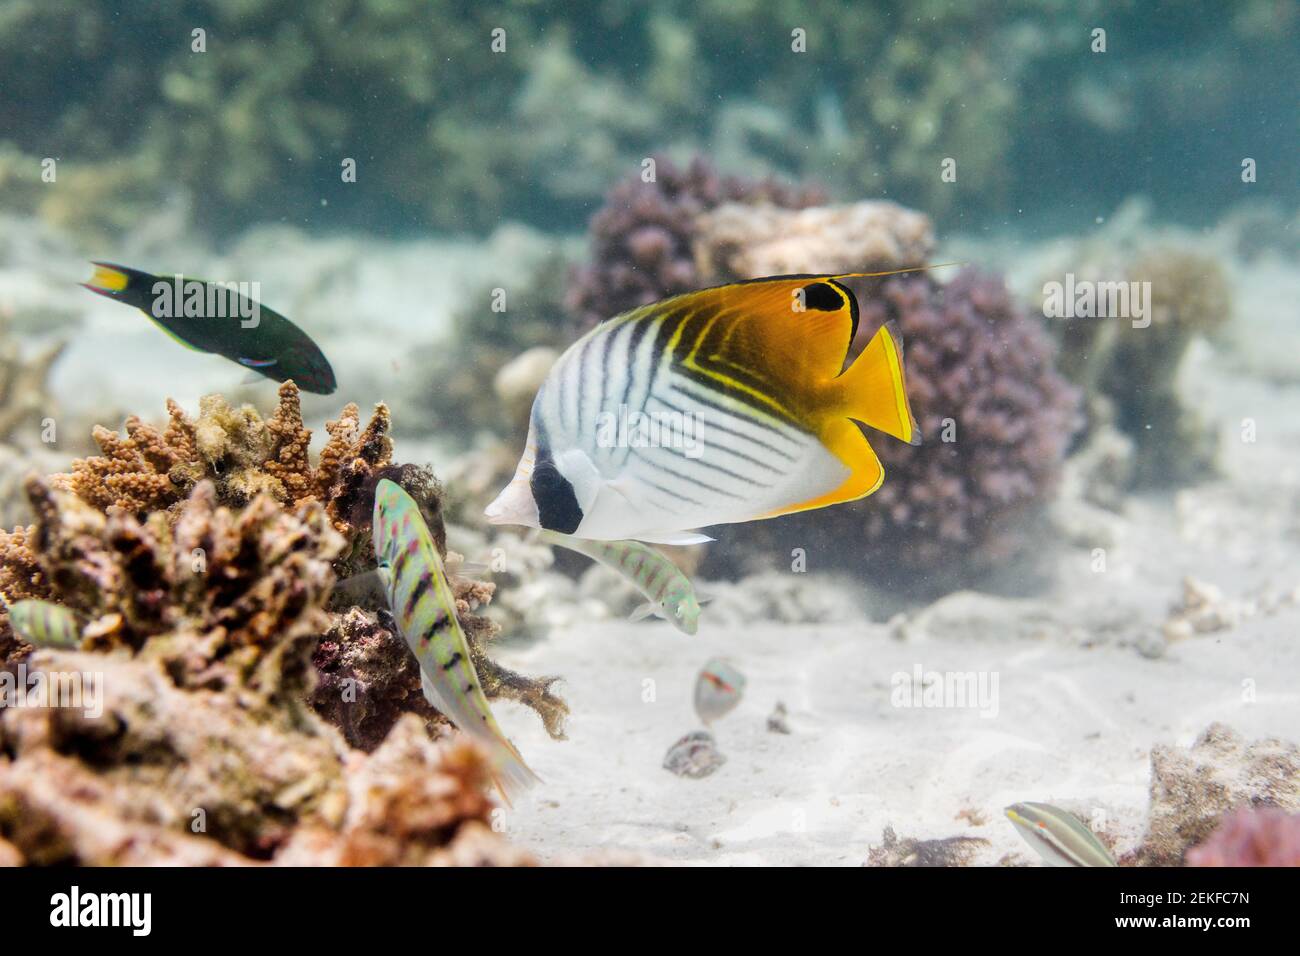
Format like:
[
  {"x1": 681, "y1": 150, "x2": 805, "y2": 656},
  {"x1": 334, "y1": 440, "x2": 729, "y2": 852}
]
[
  {"x1": 800, "y1": 282, "x2": 844, "y2": 312},
  {"x1": 531, "y1": 459, "x2": 583, "y2": 534}
]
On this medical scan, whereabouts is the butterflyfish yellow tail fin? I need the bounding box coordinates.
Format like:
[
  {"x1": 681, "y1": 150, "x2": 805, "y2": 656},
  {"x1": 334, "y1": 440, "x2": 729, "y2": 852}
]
[{"x1": 830, "y1": 320, "x2": 921, "y2": 446}]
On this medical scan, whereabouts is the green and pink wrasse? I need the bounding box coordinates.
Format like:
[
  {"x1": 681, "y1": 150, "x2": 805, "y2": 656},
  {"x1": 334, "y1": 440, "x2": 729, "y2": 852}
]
[
  {"x1": 1005, "y1": 802, "x2": 1118, "y2": 867},
  {"x1": 373, "y1": 479, "x2": 539, "y2": 805},
  {"x1": 3, "y1": 599, "x2": 82, "y2": 649},
  {"x1": 538, "y1": 530, "x2": 704, "y2": 635}
]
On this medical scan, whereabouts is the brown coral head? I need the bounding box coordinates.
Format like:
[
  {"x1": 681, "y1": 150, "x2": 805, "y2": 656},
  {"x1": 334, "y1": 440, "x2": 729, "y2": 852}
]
[{"x1": 339, "y1": 462, "x2": 444, "y2": 552}]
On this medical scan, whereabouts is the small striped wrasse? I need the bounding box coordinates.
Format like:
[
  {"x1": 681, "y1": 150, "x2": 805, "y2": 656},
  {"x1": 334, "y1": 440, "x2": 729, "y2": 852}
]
[
  {"x1": 537, "y1": 530, "x2": 702, "y2": 635},
  {"x1": 694, "y1": 658, "x2": 745, "y2": 725},
  {"x1": 1005, "y1": 802, "x2": 1118, "y2": 867},
  {"x1": 372, "y1": 479, "x2": 539, "y2": 805},
  {"x1": 5, "y1": 599, "x2": 82, "y2": 649},
  {"x1": 82, "y1": 262, "x2": 336, "y2": 394},
  {"x1": 485, "y1": 269, "x2": 930, "y2": 544}
]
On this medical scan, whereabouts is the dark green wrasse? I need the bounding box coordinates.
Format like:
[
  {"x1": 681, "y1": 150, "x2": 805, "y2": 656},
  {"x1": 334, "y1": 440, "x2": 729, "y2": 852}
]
[{"x1": 82, "y1": 262, "x2": 336, "y2": 394}]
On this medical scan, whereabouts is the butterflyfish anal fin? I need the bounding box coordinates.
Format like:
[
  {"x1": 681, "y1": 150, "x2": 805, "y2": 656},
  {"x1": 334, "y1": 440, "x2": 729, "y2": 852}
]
[{"x1": 757, "y1": 419, "x2": 883, "y2": 519}]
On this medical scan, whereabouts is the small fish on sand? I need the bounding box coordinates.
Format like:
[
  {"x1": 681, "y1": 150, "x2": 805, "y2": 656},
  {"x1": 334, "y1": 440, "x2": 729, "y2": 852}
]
[
  {"x1": 1005, "y1": 802, "x2": 1118, "y2": 867},
  {"x1": 663, "y1": 730, "x2": 726, "y2": 778},
  {"x1": 4, "y1": 599, "x2": 82, "y2": 649},
  {"x1": 694, "y1": 657, "x2": 746, "y2": 725},
  {"x1": 486, "y1": 268, "x2": 934, "y2": 545},
  {"x1": 372, "y1": 479, "x2": 539, "y2": 805},
  {"x1": 537, "y1": 530, "x2": 703, "y2": 635},
  {"x1": 81, "y1": 261, "x2": 336, "y2": 394}
]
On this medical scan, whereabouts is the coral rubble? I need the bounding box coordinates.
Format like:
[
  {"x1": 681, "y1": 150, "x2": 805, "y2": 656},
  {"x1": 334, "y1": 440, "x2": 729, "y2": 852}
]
[
  {"x1": 1130, "y1": 723, "x2": 1300, "y2": 866},
  {"x1": 0, "y1": 649, "x2": 530, "y2": 866},
  {"x1": 692, "y1": 200, "x2": 934, "y2": 281},
  {"x1": 864, "y1": 826, "x2": 989, "y2": 867}
]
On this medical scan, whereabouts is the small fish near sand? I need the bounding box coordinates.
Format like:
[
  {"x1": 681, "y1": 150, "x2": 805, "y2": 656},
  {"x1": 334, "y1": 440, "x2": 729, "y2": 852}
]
[
  {"x1": 372, "y1": 478, "x2": 539, "y2": 805},
  {"x1": 1005, "y1": 802, "x2": 1118, "y2": 867},
  {"x1": 694, "y1": 658, "x2": 746, "y2": 726},
  {"x1": 4, "y1": 599, "x2": 82, "y2": 649},
  {"x1": 538, "y1": 530, "x2": 703, "y2": 634},
  {"x1": 486, "y1": 269, "x2": 932, "y2": 545},
  {"x1": 81, "y1": 262, "x2": 337, "y2": 394}
]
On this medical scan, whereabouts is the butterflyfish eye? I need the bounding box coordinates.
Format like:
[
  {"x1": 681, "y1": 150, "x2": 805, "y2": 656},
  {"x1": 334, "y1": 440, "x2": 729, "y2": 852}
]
[{"x1": 799, "y1": 282, "x2": 844, "y2": 311}]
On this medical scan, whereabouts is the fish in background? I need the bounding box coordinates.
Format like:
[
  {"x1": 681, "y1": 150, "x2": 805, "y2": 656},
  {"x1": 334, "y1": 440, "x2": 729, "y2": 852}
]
[
  {"x1": 1005, "y1": 802, "x2": 1118, "y2": 867},
  {"x1": 372, "y1": 479, "x2": 539, "y2": 805},
  {"x1": 694, "y1": 658, "x2": 746, "y2": 725},
  {"x1": 537, "y1": 530, "x2": 704, "y2": 635},
  {"x1": 4, "y1": 599, "x2": 82, "y2": 649},
  {"x1": 486, "y1": 269, "x2": 930, "y2": 545},
  {"x1": 81, "y1": 262, "x2": 337, "y2": 394}
]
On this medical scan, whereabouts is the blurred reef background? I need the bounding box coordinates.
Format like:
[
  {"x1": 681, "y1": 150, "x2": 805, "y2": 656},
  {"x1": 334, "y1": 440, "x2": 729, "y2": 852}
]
[
  {"x1": 1, "y1": 0, "x2": 1297, "y2": 238},
  {"x1": 1, "y1": 0, "x2": 1299, "y2": 865}
]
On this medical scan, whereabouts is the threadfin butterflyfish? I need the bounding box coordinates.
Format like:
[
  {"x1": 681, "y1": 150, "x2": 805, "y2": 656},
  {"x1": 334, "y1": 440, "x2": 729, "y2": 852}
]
[
  {"x1": 485, "y1": 268, "x2": 941, "y2": 543},
  {"x1": 81, "y1": 262, "x2": 336, "y2": 394},
  {"x1": 372, "y1": 479, "x2": 539, "y2": 806}
]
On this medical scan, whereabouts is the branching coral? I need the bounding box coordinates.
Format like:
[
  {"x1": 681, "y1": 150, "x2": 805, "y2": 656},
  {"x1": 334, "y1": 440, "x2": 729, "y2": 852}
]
[
  {"x1": 7, "y1": 476, "x2": 343, "y2": 702},
  {"x1": 3, "y1": 385, "x2": 566, "y2": 752},
  {"x1": 0, "y1": 384, "x2": 571, "y2": 864},
  {"x1": 56, "y1": 381, "x2": 396, "y2": 539}
]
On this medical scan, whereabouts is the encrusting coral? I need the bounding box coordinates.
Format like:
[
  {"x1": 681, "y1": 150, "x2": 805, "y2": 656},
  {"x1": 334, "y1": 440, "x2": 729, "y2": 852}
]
[
  {"x1": 0, "y1": 384, "x2": 569, "y2": 863},
  {"x1": 1185, "y1": 808, "x2": 1300, "y2": 867},
  {"x1": 1127, "y1": 723, "x2": 1300, "y2": 866},
  {"x1": 565, "y1": 155, "x2": 825, "y2": 332}
]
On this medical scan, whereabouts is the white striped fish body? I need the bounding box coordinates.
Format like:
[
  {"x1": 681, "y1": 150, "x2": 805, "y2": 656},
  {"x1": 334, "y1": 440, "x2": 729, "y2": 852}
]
[
  {"x1": 373, "y1": 479, "x2": 538, "y2": 804},
  {"x1": 486, "y1": 275, "x2": 920, "y2": 543},
  {"x1": 538, "y1": 530, "x2": 701, "y2": 634}
]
